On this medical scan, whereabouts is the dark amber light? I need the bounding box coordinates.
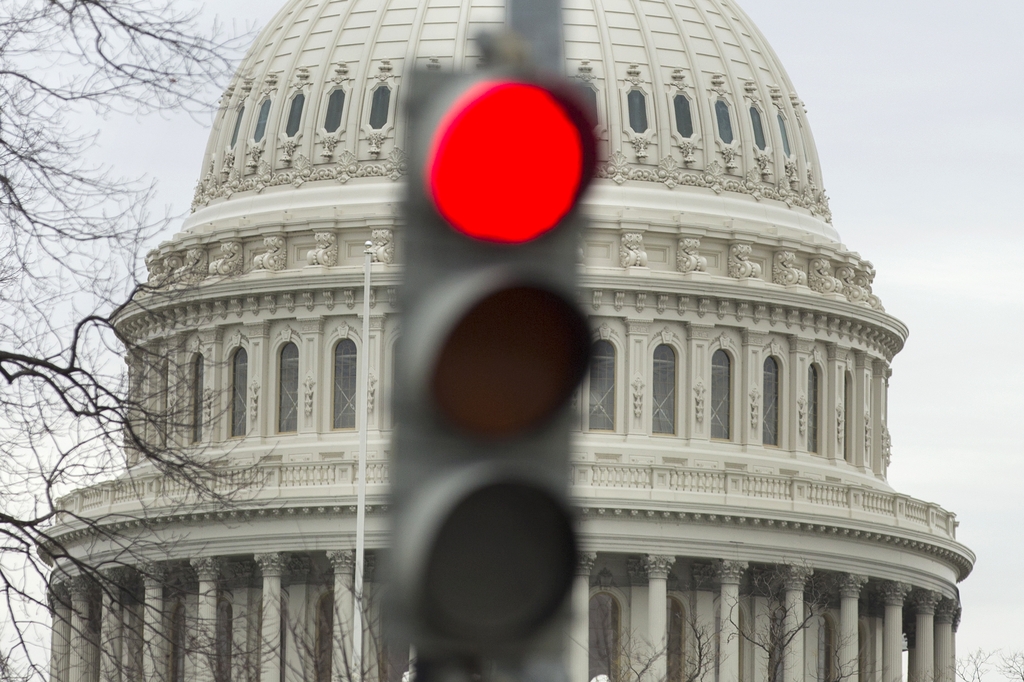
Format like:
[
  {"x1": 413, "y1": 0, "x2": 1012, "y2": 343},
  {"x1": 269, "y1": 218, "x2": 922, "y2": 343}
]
[{"x1": 426, "y1": 81, "x2": 588, "y2": 243}]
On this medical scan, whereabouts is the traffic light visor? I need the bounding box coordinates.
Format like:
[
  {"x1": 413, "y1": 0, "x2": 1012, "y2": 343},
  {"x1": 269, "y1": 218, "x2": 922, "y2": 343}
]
[{"x1": 426, "y1": 81, "x2": 594, "y2": 243}]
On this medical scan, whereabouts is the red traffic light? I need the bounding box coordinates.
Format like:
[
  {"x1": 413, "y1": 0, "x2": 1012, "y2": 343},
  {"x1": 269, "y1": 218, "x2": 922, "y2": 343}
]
[{"x1": 425, "y1": 81, "x2": 595, "y2": 244}]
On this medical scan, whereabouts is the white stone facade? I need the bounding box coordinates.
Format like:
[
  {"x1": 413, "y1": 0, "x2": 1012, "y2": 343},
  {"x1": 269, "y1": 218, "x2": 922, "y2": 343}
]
[{"x1": 47, "y1": 1, "x2": 973, "y2": 682}]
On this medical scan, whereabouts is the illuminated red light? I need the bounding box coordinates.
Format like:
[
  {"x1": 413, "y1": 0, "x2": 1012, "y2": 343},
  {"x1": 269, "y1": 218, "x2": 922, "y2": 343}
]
[{"x1": 426, "y1": 81, "x2": 591, "y2": 244}]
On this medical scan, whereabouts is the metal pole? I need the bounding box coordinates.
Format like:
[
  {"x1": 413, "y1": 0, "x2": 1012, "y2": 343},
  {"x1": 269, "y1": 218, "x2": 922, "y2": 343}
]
[{"x1": 354, "y1": 240, "x2": 373, "y2": 682}]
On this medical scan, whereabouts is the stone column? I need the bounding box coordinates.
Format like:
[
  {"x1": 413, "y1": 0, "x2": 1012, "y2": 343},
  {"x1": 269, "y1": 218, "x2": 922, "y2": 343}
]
[
  {"x1": 870, "y1": 361, "x2": 888, "y2": 476},
  {"x1": 245, "y1": 321, "x2": 270, "y2": 437},
  {"x1": 99, "y1": 570, "x2": 125, "y2": 682},
  {"x1": 879, "y1": 582, "x2": 910, "y2": 682},
  {"x1": 789, "y1": 337, "x2": 813, "y2": 453},
  {"x1": 839, "y1": 575, "x2": 868, "y2": 682},
  {"x1": 229, "y1": 561, "x2": 256, "y2": 682},
  {"x1": 140, "y1": 563, "x2": 165, "y2": 682},
  {"x1": 717, "y1": 561, "x2": 748, "y2": 682},
  {"x1": 751, "y1": 588, "x2": 770, "y2": 682},
  {"x1": 284, "y1": 558, "x2": 311, "y2": 682},
  {"x1": 68, "y1": 576, "x2": 92, "y2": 682},
  {"x1": 934, "y1": 599, "x2": 956, "y2": 682},
  {"x1": 825, "y1": 344, "x2": 847, "y2": 462},
  {"x1": 192, "y1": 558, "x2": 221, "y2": 682},
  {"x1": 912, "y1": 591, "x2": 940, "y2": 682},
  {"x1": 686, "y1": 324, "x2": 715, "y2": 441},
  {"x1": 781, "y1": 565, "x2": 812, "y2": 682},
  {"x1": 625, "y1": 319, "x2": 651, "y2": 436},
  {"x1": 645, "y1": 555, "x2": 676, "y2": 682},
  {"x1": 256, "y1": 553, "x2": 289, "y2": 682},
  {"x1": 329, "y1": 550, "x2": 356, "y2": 682},
  {"x1": 571, "y1": 553, "x2": 597, "y2": 682},
  {"x1": 299, "y1": 317, "x2": 325, "y2": 433},
  {"x1": 50, "y1": 583, "x2": 72, "y2": 682}
]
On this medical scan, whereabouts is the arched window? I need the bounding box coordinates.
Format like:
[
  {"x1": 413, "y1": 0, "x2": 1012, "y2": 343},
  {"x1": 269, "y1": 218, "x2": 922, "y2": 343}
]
[
  {"x1": 667, "y1": 598, "x2": 685, "y2": 682},
  {"x1": 589, "y1": 593, "x2": 620, "y2": 682},
  {"x1": 778, "y1": 114, "x2": 791, "y2": 157},
  {"x1": 763, "y1": 356, "x2": 780, "y2": 446},
  {"x1": 818, "y1": 616, "x2": 836, "y2": 682},
  {"x1": 230, "y1": 106, "x2": 245, "y2": 149},
  {"x1": 253, "y1": 99, "x2": 272, "y2": 142},
  {"x1": 315, "y1": 593, "x2": 333, "y2": 682},
  {"x1": 807, "y1": 365, "x2": 820, "y2": 454},
  {"x1": 652, "y1": 345, "x2": 676, "y2": 434},
  {"x1": 324, "y1": 89, "x2": 346, "y2": 133},
  {"x1": 168, "y1": 602, "x2": 186, "y2": 682},
  {"x1": 715, "y1": 100, "x2": 733, "y2": 144},
  {"x1": 333, "y1": 339, "x2": 358, "y2": 429},
  {"x1": 278, "y1": 343, "x2": 299, "y2": 433},
  {"x1": 192, "y1": 354, "x2": 205, "y2": 442},
  {"x1": 582, "y1": 87, "x2": 599, "y2": 124},
  {"x1": 216, "y1": 599, "x2": 233, "y2": 682},
  {"x1": 750, "y1": 107, "x2": 767, "y2": 150},
  {"x1": 589, "y1": 341, "x2": 615, "y2": 431},
  {"x1": 674, "y1": 95, "x2": 693, "y2": 138},
  {"x1": 844, "y1": 372, "x2": 853, "y2": 461},
  {"x1": 369, "y1": 86, "x2": 391, "y2": 129},
  {"x1": 627, "y1": 90, "x2": 648, "y2": 133},
  {"x1": 711, "y1": 350, "x2": 731, "y2": 440},
  {"x1": 231, "y1": 348, "x2": 248, "y2": 437},
  {"x1": 285, "y1": 93, "x2": 305, "y2": 137}
]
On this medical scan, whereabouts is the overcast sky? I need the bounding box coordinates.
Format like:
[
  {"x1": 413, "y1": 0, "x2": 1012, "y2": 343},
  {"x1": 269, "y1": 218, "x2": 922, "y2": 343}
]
[{"x1": 83, "y1": 0, "x2": 1024, "y2": 658}]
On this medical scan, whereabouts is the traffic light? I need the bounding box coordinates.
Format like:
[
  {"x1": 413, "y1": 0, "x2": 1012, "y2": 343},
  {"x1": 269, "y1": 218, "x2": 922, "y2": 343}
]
[{"x1": 389, "y1": 61, "x2": 596, "y2": 662}]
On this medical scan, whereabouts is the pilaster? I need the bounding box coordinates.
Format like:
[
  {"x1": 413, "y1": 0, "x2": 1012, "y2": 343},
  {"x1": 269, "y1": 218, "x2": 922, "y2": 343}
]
[
  {"x1": 742, "y1": 331, "x2": 767, "y2": 446},
  {"x1": 852, "y1": 352, "x2": 871, "y2": 471},
  {"x1": 871, "y1": 360, "x2": 889, "y2": 477},
  {"x1": 825, "y1": 344, "x2": 848, "y2": 462},
  {"x1": 299, "y1": 317, "x2": 325, "y2": 434},
  {"x1": 245, "y1": 321, "x2": 271, "y2": 438},
  {"x1": 789, "y1": 337, "x2": 813, "y2": 454},
  {"x1": 687, "y1": 324, "x2": 715, "y2": 442},
  {"x1": 625, "y1": 319, "x2": 651, "y2": 435}
]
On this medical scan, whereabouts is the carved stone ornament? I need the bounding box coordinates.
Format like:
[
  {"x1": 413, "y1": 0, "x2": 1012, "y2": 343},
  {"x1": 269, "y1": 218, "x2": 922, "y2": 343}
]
[
  {"x1": 209, "y1": 241, "x2": 244, "y2": 277},
  {"x1": 716, "y1": 560, "x2": 748, "y2": 584},
  {"x1": 838, "y1": 573, "x2": 868, "y2": 599},
  {"x1": 625, "y1": 63, "x2": 643, "y2": 86},
  {"x1": 577, "y1": 552, "x2": 598, "y2": 576},
  {"x1": 576, "y1": 60, "x2": 595, "y2": 83},
  {"x1": 303, "y1": 373, "x2": 316, "y2": 418},
  {"x1": 367, "y1": 371, "x2": 377, "y2": 415},
  {"x1": 694, "y1": 381, "x2": 706, "y2": 424},
  {"x1": 882, "y1": 424, "x2": 892, "y2": 469},
  {"x1": 175, "y1": 248, "x2": 208, "y2": 286},
  {"x1": 620, "y1": 232, "x2": 648, "y2": 267},
  {"x1": 749, "y1": 387, "x2": 760, "y2": 429},
  {"x1": 307, "y1": 232, "x2": 338, "y2": 266},
  {"x1": 728, "y1": 243, "x2": 762, "y2": 279},
  {"x1": 635, "y1": 292, "x2": 646, "y2": 313},
  {"x1": 327, "y1": 550, "x2": 355, "y2": 573},
  {"x1": 255, "y1": 552, "x2": 289, "y2": 578},
  {"x1": 836, "y1": 265, "x2": 868, "y2": 304},
  {"x1": 837, "y1": 404, "x2": 846, "y2": 450},
  {"x1": 249, "y1": 380, "x2": 260, "y2": 424},
  {"x1": 779, "y1": 564, "x2": 813, "y2": 590},
  {"x1": 935, "y1": 597, "x2": 959, "y2": 624},
  {"x1": 797, "y1": 395, "x2": 807, "y2": 436},
  {"x1": 878, "y1": 581, "x2": 911, "y2": 606},
  {"x1": 631, "y1": 375, "x2": 644, "y2": 419},
  {"x1": 643, "y1": 554, "x2": 675, "y2": 580},
  {"x1": 676, "y1": 238, "x2": 707, "y2": 273},
  {"x1": 371, "y1": 228, "x2": 395, "y2": 264},
  {"x1": 367, "y1": 131, "x2": 387, "y2": 157},
  {"x1": 772, "y1": 250, "x2": 807, "y2": 286},
  {"x1": 808, "y1": 258, "x2": 843, "y2": 294},
  {"x1": 631, "y1": 137, "x2": 649, "y2": 160},
  {"x1": 253, "y1": 235, "x2": 287, "y2": 272},
  {"x1": 755, "y1": 150, "x2": 773, "y2": 180},
  {"x1": 191, "y1": 557, "x2": 222, "y2": 581}
]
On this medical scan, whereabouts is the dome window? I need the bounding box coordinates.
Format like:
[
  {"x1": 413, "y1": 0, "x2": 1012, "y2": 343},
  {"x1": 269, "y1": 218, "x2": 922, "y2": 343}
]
[
  {"x1": 715, "y1": 100, "x2": 733, "y2": 145},
  {"x1": 324, "y1": 89, "x2": 346, "y2": 133},
  {"x1": 763, "y1": 356, "x2": 779, "y2": 446},
  {"x1": 673, "y1": 95, "x2": 693, "y2": 138},
  {"x1": 230, "y1": 106, "x2": 245, "y2": 149},
  {"x1": 582, "y1": 87, "x2": 599, "y2": 125},
  {"x1": 778, "y1": 114, "x2": 792, "y2": 157},
  {"x1": 285, "y1": 93, "x2": 305, "y2": 138},
  {"x1": 750, "y1": 106, "x2": 767, "y2": 150},
  {"x1": 191, "y1": 354, "x2": 205, "y2": 443},
  {"x1": 589, "y1": 340, "x2": 615, "y2": 431},
  {"x1": 253, "y1": 99, "x2": 272, "y2": 142},
  {"x1": 333, "y1": 339, "x2": 358, "y2": 430},
  {"x1": 627, "y1": 90, "x2": 648, "y2": 133},
  {"x1": 278, "y1": 342, "x2": 299, "y2": 433},
  {"x1": 652, "y1": 344, "x2": 676, "y2": 435},
  {"x1": 369, "y1": 86, "x2": 391, "y2": 129},
  {"x1": 711, "y1": 349, "x2": 731, "y2": 440},
  {"x1": 231, "y1": 348, "x2": 248, "y2": 437},
  {"x1": 807, "y1": 364, "x2": 820, "y2": 454}
]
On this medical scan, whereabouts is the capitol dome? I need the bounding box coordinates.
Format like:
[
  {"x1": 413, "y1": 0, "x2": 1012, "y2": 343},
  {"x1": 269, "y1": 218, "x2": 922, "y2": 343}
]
[{"x1": 46, "y1": 2, "x2": 972, "y2": 682}]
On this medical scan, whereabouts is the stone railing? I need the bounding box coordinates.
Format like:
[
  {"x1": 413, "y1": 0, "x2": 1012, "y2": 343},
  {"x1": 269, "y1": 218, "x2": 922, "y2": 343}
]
[{"x1": 58, "y1": 459, "x2": 957, "y2": 542}]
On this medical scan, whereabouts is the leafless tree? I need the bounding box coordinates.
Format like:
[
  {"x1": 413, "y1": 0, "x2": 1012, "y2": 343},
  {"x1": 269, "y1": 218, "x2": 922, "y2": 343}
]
[
  {"x1": 0, "y1": 0, "x2": 250, "y2": 678},
  {"x1": 998, "y1": 652, "x2": 1024, "y2": 682},
  {"x1": 956, "y1": 649, "x2": 995, "y2": 682}
]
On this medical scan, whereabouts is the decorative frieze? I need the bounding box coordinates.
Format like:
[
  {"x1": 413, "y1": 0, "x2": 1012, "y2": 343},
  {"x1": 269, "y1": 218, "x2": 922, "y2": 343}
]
[
  {"x1": 728, "y1": 243, "x2": 762, "y2": 279},
  {"x1": 773, "y1": 251, "x2": 807, "y2": 286},
  {"x1": 620, "y1": 232, "x2": 648, "y2": 267},
  {"x1": 209, "y1": 241, "x2": 244, "y2": 276},
  {"x1": 253, "y1": 236, "x2": 287, "y2": 272},
  {"x1": 370, "y1": 229, "x2": 395, "y2": 264},
  {"x1": 676, "y1": 238, "x2": 707, "y2": 273},
  {"x1": 306, "y1": 232, "x2": 338, "y2": 266}
]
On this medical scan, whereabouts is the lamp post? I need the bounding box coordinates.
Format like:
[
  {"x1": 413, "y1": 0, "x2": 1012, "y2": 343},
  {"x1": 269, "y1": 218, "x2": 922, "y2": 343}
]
[{"x1": 353, "y1": 239, "x2": 373, "y2": 681}]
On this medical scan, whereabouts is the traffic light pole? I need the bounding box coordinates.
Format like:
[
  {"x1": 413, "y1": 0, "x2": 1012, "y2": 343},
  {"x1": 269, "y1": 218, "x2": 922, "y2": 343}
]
[
  {"x1": 353, "y1": 240, "x2": 373, "y2": 682},
  {"x1": 506, "y1": 0, "x2": 563, "y2": 73}
]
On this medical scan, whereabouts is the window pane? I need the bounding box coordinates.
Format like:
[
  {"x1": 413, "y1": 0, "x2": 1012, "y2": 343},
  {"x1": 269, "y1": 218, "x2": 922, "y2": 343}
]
[
  {"x1": 763, "y1": 356, "x2": 779, "y2": 446},
  {"x1": 711, "y1": 350, "x2": 731, "y2": 439},
  {"x1": 369, "y1": 86, "x2": 391, "y2": 129},
  {"x1": 254, "y1": 99, "x2": 272, "y2": 142},
  {"x1": 673, "y1": 95, "x2": 693, "y2": 138},
  {"x1": 333, "y1": 340, "x2": 358, "y2": 429},
  {"x1": 807, "y1": 365, "x2": 819, "y2": 453},
  {"x1": 279, "y1": 343, "x2": 299, "y2": 432},
  {"x1": 589, "y1": 594, "x2": 620, "y2": 681},
  {"x1": 751, "y1": 107, "x2": 766, "y2": 150},
  {"x1": 324, "y1": 89, "x2": 346, "y2": 133},
  {"x1": 230, "y1": 106, "x2": 245, "y2": 149},
  {"x1": 192, "y1": 355, "x2": 204, "y2": 442},
  {"x1": 583, "y1": 87, "x2": 599, "y2": 124},
  {"x1": 589, "y1": 341, "x2": 615, "y2": 431},
  {"x1": 627, "y1": 90, "x2": 648, "y2": 133},
  {"x1": 652, "y1": 345, "x2": 676, "y2": 434},
  {"x1": 716, "y1": 100, "x2": 733, "y2": 144},
  {"x1": 778, "y1": 114, "x2": 791, "y2": 157},
  {"x1": 231, "y1": 349, "x2": 248, "y2": 437},
  {"x1": 285, "y1": 93, "x2": 305, "y2": 137}
]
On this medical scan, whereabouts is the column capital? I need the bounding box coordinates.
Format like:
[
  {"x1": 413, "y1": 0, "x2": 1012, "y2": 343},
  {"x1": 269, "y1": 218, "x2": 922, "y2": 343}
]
[
  {"x1": 742, "y1": 330, "x2": 768, "y2": 347},
  {"x1": 643, "y1": 554, "x2": 676, "y2": 580},
  {"x1": 68, "y1": 574, "x2": 93, "y2": 600},
  {"x1": 910, "y1": 589, "x2": 942, "y2": 614},
  {"x1": 255, "y1": 552, "x2": 289, "y2": 578},
  {"x1": 716, "y1": 560, "x2": 748, "y2": 585},
  {"x1": 838, "y1": 573, "x2": 869, "y2": 599},
  {"x1": 935, "y1": 597, "x2": 958, "y2": 624},
  {"x1": 137, "y1": 561, "x2": 166, "y2": 589},
  {"x1": 693, "y1": 562, "x2": 718, "y2": 591},
  {"x1": 328, "y1": 550, "x2": 356, "y2": 574},
  {"x1": 779, "y1": 563, "x2": 813, "y2": 590},
  {"x1": 190, "y1": 557, "x2": 223, "y2": 582},
  {"x1": 48, "y1": 581, "x2": 71, "y2": 609},
  {"x1": 878, "y1": 580, "x2": 912, "y2": 606},
  {"x1": 576, "y1": 552, "x2": 597, "y2": 577}
]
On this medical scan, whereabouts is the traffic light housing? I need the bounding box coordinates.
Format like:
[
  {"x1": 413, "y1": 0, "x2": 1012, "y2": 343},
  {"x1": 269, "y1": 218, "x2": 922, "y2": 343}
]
[{"x1": 389, "y1": 64, "x2": 596, "y2": 660}]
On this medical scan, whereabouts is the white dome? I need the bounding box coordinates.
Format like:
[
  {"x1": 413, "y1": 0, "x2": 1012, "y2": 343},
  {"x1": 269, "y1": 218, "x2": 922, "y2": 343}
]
[{"x1": 188, "y1": 0, "x2": 836, "y2": 241}]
